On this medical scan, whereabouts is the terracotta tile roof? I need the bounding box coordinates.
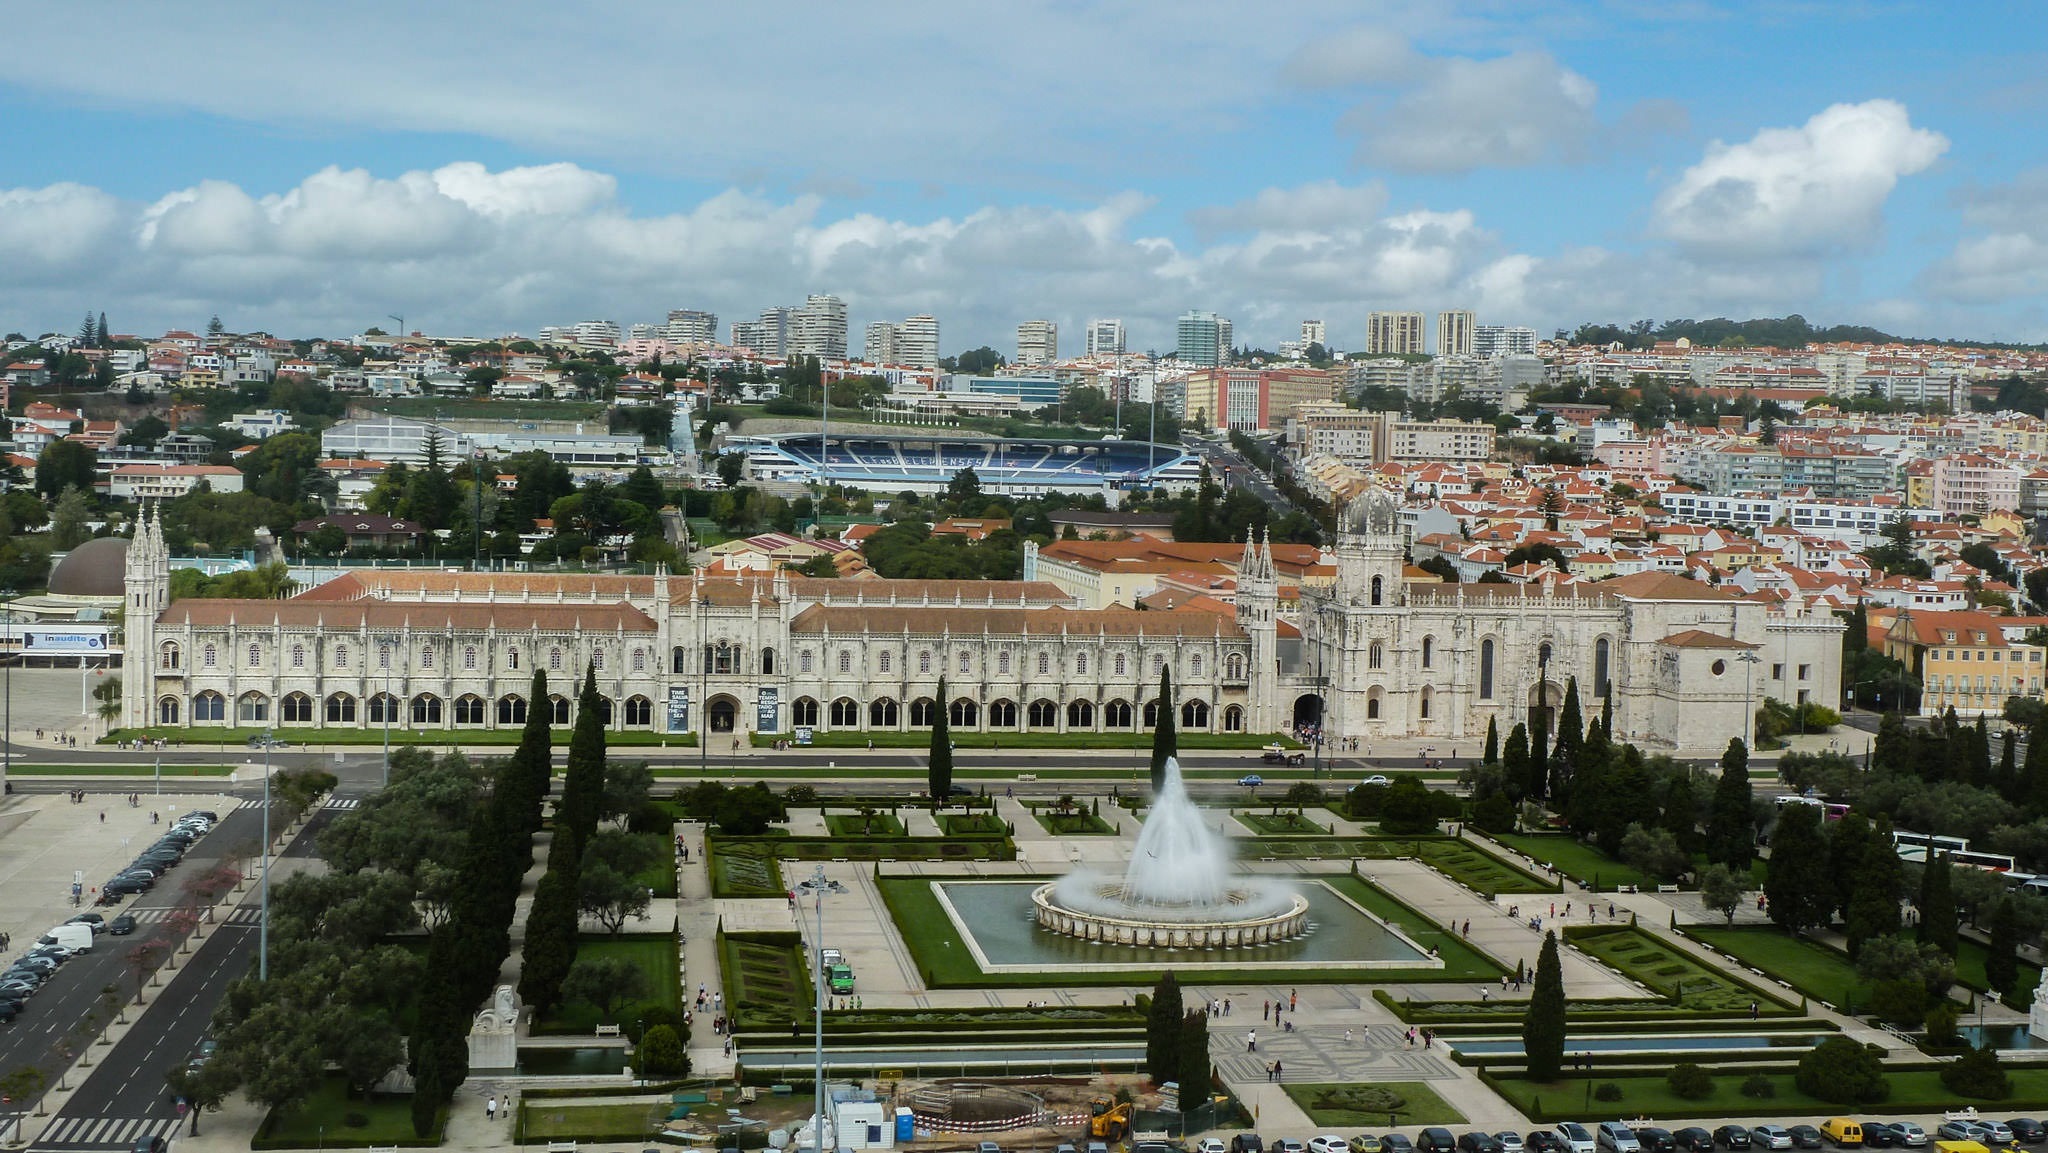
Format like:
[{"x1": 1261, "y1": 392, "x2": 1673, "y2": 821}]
[
  {"x1": 1597, "y1": 570, "x2": 1739, "y2": 602},
  {"x1": 1659, "y1": 629, "x2": 1758, "y2": 650},
  {"x1": 159, "y1": 598, "x2": 658, "y2": 632},
  {"x1": 789, "y1": 604, "x2": 1246, "y2": 639}
]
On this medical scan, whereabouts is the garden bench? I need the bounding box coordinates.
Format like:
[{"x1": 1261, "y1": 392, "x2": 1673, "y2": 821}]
[
  {"x1": 595, "y1": 1024, "x2": 622, "y2": 1037},
  {"x1": 771, "y1": 1084, "x2": 793, "y2": 1096},
  {"x1": 1017, "y1": 773, "x2": 1036, "y2": 781},
  {"x1": 549, "y1": 1143, "x2": 580, "y2": 1153}
]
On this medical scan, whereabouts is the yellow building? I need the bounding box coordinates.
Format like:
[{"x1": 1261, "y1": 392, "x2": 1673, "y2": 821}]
[{"x1": 1879, "y1": 607, "x2": 2046, "y2": 717}]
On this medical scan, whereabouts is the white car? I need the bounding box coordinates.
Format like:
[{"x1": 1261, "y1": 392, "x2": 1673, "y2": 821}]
[
  {"x1": 1197, "y1": 1141, "x2": 1228, "y2": 1153},
  {"x1": 1311, "y1": 1138, "x2": 1350, "y2": 1153},
  {"x1": 1361, "y1": 774, "x2": 1391, "y2": 786},
  {"x1": 1555, "y1": 1125, "x2": 1596, "y2": 1153}
]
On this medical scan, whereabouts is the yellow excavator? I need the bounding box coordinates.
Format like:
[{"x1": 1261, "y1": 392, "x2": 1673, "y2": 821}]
[{"x1": 1087, "y1": 1097, "x2": 1133, "y2": 1143}]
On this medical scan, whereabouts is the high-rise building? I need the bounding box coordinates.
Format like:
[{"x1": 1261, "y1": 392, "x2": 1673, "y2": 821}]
[
  {"x1": 1017, "y1": 320, "x2": 1058, "y2": 367},
  {"x1": 1472, "y1": 324, "x2": 1537, "y2": 359},
  {"x1": 664, "y1": 309, "x2": 718, "y2": 344},
  {"x1": 1173, "y1": 368, "x2": 1339, "y2": 431},
  {"x1": 1301, "y1": 320, "x2": 1327, "y2": 349},
  {"x1": 569, "y1": 319, "x2": 622, "y2": 347},
  {"x1": 1177, "y1": 310, "x2": 1231, "y2": 368},
  {"x1": 794, "y1": 294, "x2": 848, "y2": 359},
  {"x1": 897, "y1": 315, "x2": 940, "y2": 369},
  {"x1": 1436, "y1": 310, "x2": 1476, "y2": 358},
  {"x1": 1364, "y1": 311, "x2": 1425, "y2": 356},
  {"x1": 1086, "y1": 319, "x2": 1126, "y2": 357},
  {"x1": 733, "y1": 307, "x2": 794, "y2": 357},
  {"x1": 864, "y1": 322, "x2": 899, "y2": 365}
]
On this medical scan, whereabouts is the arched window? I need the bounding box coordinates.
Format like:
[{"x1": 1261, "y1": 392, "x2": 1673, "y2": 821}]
[
  {"x1": 949, "y1": 698, "x2": 979, "y2": 727},
  {"x1": 1594, "y1": 637, "x2": 1611, "y2": 698},
  {"x1": 1035, "y1": 653, "x2": 1048, "y2": 676},
  {"x1": 378, "y1": 644, "x2": 391, "y2": 670},
  {"x1": 869, "y1": 698, "x2": 898, "y2": 727},
  {"x1": 1222, "y1": 704, "x2": 1244, "y2": 732},
  {"x1": 673, "y1": 647, "x2": 690, "y2": 674},
  {"x1": 1067, "y1": 699, "x2": 1094, "y2": 728},
  {"x1": 248, "y1": 644, "x2": 262, "y2": 667},
  {"x1": 793, "y1": 697, "x2": 820, "y2": 727},
  {"x1": 1420, "y1": 687, "x2": 1433, "y2": 720},
  {"x1": 158, "y1": 696, "x2": 181, "y2": 725},
  {"x1": 910, "y1": 698, "x2": 936, "y2": 727},
  {"x1": 918, "y1": 651, "x2": 932, "y2": 674},
  {"x1": 550, "y1": 647, "x2": 563, "y2": 671},
  {"x1": 1076, "y1": 652, "x2": 1089, "y2": 675},
  {"x1": 238, "y1": 691, "x2": 269, "y2": 723},
  {"x1": 420, "y1": 646, "x2": 434, "y2": 669},
  {"x1": 325, "y1": 693, "x2": 357, "y2": 723},
  {"x1": 1369, "y1": 642, "x2": 1385, "y2": 670},
  {"x1": 1028, "y1": 699, "x2": 1058, "y2": 727},
  {"x1": 1367, "y1": 696, "x2": 1381, "y2": 720},
  {"x1": 800, "y1": 650, "x2": 814, "y2": 674},
  {"x1": 838, "y1": 651, "x2": 851, "y2": 674},
  {"x1": 624, "y1": 696, "x2": 653, "y2": 727},
  {"x1": 549, "y1": 695, "x2": 571, "y2": 724},
  {"x1": 1421, "y1": 636, "x2": 1434, "y2": 669},
  {"x1": 158, "y1": 642, "x2": 180, "y2": 670},
  {"x1": 998, "y1": 651, "x2": 1011, "y2": 675},
  {"x1": 631, "y1": 649, "x2": 646, "y2": 673},
  {"x1": 593, "y1": 648, "x2": 606, "y2": 671},
  {"x1": 1370, "y1": 574, "x2": 1384, "y2": 606},
  {"x1": 464, "y1": 646, "x2": 478, "y2": 670},
  {"x1": 1479, "y1": 639, "x2": 1495, "y2": 699},
  {"x1": 454, "y1": 695, "x2": 487, "y2": 725},
  {"x1": 203, "y1": 644, "x2": 217, "y2": 669},
  {"x1": 1180, "y1": 700, "x2": 1210, "y2": 728},
  {"x1": 761, "y1": 647, "x2": 775, "y2": 675},
  {"x1": 989, "y1": 699, "x2": 1017, "y2": 727},
  {"x1": 1539, "y1": 641, "x2": 1553, "y2": 667},
  {"x1": 193, "y1": 691, "x2": 224, "y2": 722},
  {"x1": 957, "y1": 650, "x2": 971, "y2": 673},
  {"x1": 1114, "y1": 653, "x2": 1127, "y2": 677},
  {"x1": 367, "y1": 693, "x2": 400, "y2": 724},
  {"x1": 829, "y1": 697, "x2": 859, "y2": 727},
  {"x1": 595, "y1": 696, "x2": 614, "y2": 725},
  {"x1": 1226, "y1": 654, "x2": 1246, "y2": 680},
  {"x1": 1105, "y1": 699, "x2": 1133, "y2": 728},
  {"x1": 498, "y1": 695, "x2": 527, "y2": 725},
  {"x1": 411, "y1": 693, "x2": 443, "y2": 724},
  {"x1": 1190, "y1": 653, "x2": 1203, "y2": 677},
  {"x1": 1153, "y1": 654, "x2": 1165, "y2": 675},
  {"x1": 879, "y1": 651, "x2": 892, "y2": 674},
  {"x1": 336, "y1": 644, "x2": 350, "y2": 668},
  {"x1": 1143, "y1": 701, "x2": 1160, "y2": 727}
]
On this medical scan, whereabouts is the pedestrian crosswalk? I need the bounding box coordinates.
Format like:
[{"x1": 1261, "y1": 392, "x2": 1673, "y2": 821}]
[
  {"x1": 323, "y1": 796, "x2": 361, "y2": 810},
  {"x1": 32, "y1": 1113, "x2": 183, "y2": 1149},
  {"x1": 109, "y1": 905, "x2": 260, "y2": 927}
]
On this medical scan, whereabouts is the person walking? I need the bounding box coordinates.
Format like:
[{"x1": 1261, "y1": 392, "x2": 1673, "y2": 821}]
[
  {"x1": 487, "y1": 1097, "x2": 497, "y2": 1121},
  {"x1": 1246, "y1": 1030, "x2": 1257, "y2": 1052}
]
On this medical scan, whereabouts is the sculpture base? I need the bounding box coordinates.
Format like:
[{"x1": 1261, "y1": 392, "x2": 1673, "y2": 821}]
[{"x1": 1030, "y1": 882, "x2": 1311, "y2": 948}]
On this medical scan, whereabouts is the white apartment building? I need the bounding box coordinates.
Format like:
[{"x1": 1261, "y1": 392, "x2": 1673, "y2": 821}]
[
  {"x1": 734, "y1": 307, "x2": 796, "y2": 357},
  {"x1": 1086, "y1": 319, "x2": 1126, "y2": 357},
  {"x1": 664, "y1": 310, "x2": 718, "y2": 345},
  {"x1": 897, "y1": 315, "x2": 940, "y2": 369},
  {"x1": 109, "y1": 464, "x2": 246, "y2": 500},
  {"x1": 1472, "y1": 325, "x2": 1537, "y2": 358},
  {"x1": 1657, "y1": 491, "x2": 1781, "y2": 528},
  {"x1": 1436, "y1": 310, "x2": 1475, "y2": 358},
  {"x1": 571, "y1": 320, "x2": 622, "y2": 347},
  {"x1": 1786, "y1": 498, "x2": 1916, "y2": 549},
  {"x1": 1292, "y1": 404, "x2": 1495, "y2": 464},
  {"x1": 230, "y1": 410, "x2": 298, "y2": 439},
  {"x1": 1301, "y1": 320, "x2": 1326, "y2": 348},
  {"x1": 1929, "y1": 454, "x2": 2023, "y2": 517},
  {"x1": 1017, "y1": 320, "x2": 1057, "y2": 367},
  {"x1": 864, "y1": 322, "x2": 899, "y2": 365},
  {"x1": 794, "y1": 295, "x2": 848, "y2": 359},
  {"x1": 1364, "y1": 312, "x2": 1424, "y2": 356}
]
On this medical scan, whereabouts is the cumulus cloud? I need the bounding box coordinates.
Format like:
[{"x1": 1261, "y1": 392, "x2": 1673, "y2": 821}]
[
  {"x1": 1654, "y1": 100, "x2": 1948, "y2": 257},
  {"x1": 1922, "y1": 168, "x2": 2048, "y2": 301}
]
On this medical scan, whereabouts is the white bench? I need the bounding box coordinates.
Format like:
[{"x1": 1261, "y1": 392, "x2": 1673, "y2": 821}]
[
  {"x1": 549, "y1": 1142, "x2": 579, "y2": 1153},
  {"x1": 595, "y1": 1024, "x2": 622, "y2": 1037}
]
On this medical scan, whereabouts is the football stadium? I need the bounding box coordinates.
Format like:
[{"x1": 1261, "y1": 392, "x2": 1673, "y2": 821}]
[{"x1": 732, "y1": 432, "x2": 1203, "y2": 496}]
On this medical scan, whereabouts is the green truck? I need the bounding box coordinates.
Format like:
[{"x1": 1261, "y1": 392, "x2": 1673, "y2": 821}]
[{"x1": 827, "y1": 963, "x2": 855, "y2": 994}]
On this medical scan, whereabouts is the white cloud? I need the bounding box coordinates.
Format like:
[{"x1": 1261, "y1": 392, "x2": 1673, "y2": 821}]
[
  {"x1": 1344, "y1": 51, "x2": 1603, "y2": 171},
  {"x1": 0, "y1": 183, "x2": 126, "y2": 276},
  {"x1": 1922, "y1": 169, "x2": 2048, "y2": 302},
  {"x1": 1654, "y1": 100, "x2": 1948, "y2": 257},
  {"x1": 1187, "y1": 181, "x2": 1390, "y2": 238}
]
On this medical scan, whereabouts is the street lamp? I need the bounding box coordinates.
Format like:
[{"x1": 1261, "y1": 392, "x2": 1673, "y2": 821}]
[
  {"x1": 698, "y1": 595, "x2": 713, "y2": 776},
  {"x1": 799, "y1": 864, "x2": 834, "y2": 1153},
  {"x1": 379, "y1": 634, "x2": 399, "y2": 788},
  {"x1": 249, "y1": 729, "x2": 287, "y2": 981},
  {"x1": 0, "y1": 588, "x2": 14, "y2": 775},
  {"x1": 1738, "y1": 650, "x2": 1763, "y2": 749}
]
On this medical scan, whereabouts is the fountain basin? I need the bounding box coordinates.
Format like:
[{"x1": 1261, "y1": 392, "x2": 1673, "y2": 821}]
[{"x1": 1031, "y1": 881, "x2": 1311, "y2": 947}]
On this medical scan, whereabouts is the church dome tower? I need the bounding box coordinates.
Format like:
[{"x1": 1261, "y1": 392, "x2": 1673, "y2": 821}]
[{"x1": 1335, "y1": 487, "x2": 1405, "y2": 608}]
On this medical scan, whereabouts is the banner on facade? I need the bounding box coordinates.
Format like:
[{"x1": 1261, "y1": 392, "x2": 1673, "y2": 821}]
[
  {"x1": 757, "y1": 687, "x2": 779, "y2": 733},
  {"x1": 794, "y1": 727, "x2": 813, "y2": 745},
  {"x1": 24, "y1": 630, "x2": 108, "y2": 652},
  {"x1": 667, "y1": 687, "x2": 690, "y2": 733}
]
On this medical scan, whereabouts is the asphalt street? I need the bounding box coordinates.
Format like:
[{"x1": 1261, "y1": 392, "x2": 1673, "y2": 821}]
[{"x1": 22, "y1": 804, "x2": 336, "y2": 1152}]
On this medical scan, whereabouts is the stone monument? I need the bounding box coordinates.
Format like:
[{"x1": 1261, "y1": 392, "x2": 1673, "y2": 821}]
[
  {"x1": 2031, "y1": 973, "x2": 2048, "y2": 1042},
  {"x1": 469, "y1": 985, "x2": 521, "y2": 1071}
]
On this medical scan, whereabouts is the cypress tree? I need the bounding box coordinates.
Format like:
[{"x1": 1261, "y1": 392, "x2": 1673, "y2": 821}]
[
  {"x1": 1503, "y1": 723, "x2": 1531, "y2": 800},
  {"x1": 1764, "y1": 802, "x2": 1832, "y2": 933},
  {"x1": 1522, "y1": 931, "x2": 1567, "y2": 1080},
  {"x1": 2025, "y1": 718, "x2": 2048, "y2": 818},
  {"x1": 1483, "y1": 716, "x2": 1499, "y2": 765},
  {"x1": 1828, "y1": 812, "x2": 1877, "y2": 922},
  {"x1": 1145, "y1": 972, "x2": 1183, "y2": 1084},
  {"x1": 1988, "y1": 896, "x2": 2021, "y2": 1000},
  {"x1": 1971, "y1": 718, "x2": 1993, "y2": 788},
  {"x1": 1872, "y1": 711, "x2": 1910, "y2": 775},
  {"x1": 1843, "y1": 816, "x2": 1903, "y2": 959},
  {"x1": 410, "y1": 1036, "x2": 444, "y2": 1136},
  {"x1": 1150, "y1": 667, "x2": 1176, "y2": 792},
  {"x1": 1550, "y1": 678, "x2": 1584, "y2": 805},
  {"x1": 518, "y1": 867, "x2": 581, "y2": 1015},
  {"x1": 929, "y1": 675, "x2": 953, "y2": 800},
  {"x1": 1707, "y1": 738, "x2": 1755, "y2": 869},
  {"x1": 1566, "y1": 741, "x2": 1608, "y2": 836},
  {"x1": 559, "y1": 663, "x2": 606, "y2": 851},
  {"x1": 97, "y1": 312, "x2": 108, "y2": 348},
  {"x1": 1661, "y1": 771, "x2": 1699, "y2": 855},
  {"x1": 1178, "y1": 1009, "x2": 1211, "y2": 1102},
  {"x1": 1921, "y1": 854, "x2": 1959, "y2": 957},
  {"x1": 1997, "y1": 730, "x2": 2020, "y2": 805}
]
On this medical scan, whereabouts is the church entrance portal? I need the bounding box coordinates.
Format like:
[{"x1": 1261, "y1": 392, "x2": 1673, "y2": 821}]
[
  {"x1": 708, "y1": 697, "x2": 738, "y2": 733},
  {"x1": 1292, "y1": 694, "x2": 1324, "y2": 730},
  {"x1": 1528, "y1": 681, "x2": 1562, "y2": 744}
]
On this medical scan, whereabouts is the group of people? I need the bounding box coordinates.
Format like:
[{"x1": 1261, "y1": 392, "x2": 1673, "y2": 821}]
[
  {"x1": 36, "y1": 728, "x2": 82, "y2": 748},
  {"x1": 118, "y1": 738, "x2": 170, "y2": 751}
]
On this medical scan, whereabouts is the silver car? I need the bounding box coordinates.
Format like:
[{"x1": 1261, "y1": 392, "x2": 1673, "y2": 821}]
[
  {"x1": 1752, "y1": 1128, "x2": 1793, "y2": 1151},
  {"x1": 1884, "y1": 1124, "x2": 1926, "y2": 1148}
]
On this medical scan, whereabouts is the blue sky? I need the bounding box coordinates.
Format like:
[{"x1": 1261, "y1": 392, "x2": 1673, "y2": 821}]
[{"x1": 2, "y1": 1, "x2": 2045, "y2": 351}]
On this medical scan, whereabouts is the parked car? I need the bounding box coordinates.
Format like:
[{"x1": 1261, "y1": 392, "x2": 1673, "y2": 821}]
[
  {"x1": 1238, "y1": 774, "x2": 1266, "y2": 786},
  {"x1": 1556, "y1": 1124, "x2": 1597, "y2": 1153},
  {"x1": 107, "y1": 914, "x2": 136, "y2": 936},
  {"x1": 1980, "y1": 1123, "x2": 2016, "y2": 1146},
  {"x1": 1458, "y1": 1134, "x2": 1502, "y2": 1153},
  {"x1": 1674, "y1": 1129, "x2": 1714, "y2": 1153},
  {"x1": 1260, "y1": 750, "x2": 1306, "y2": 765},
  {"x1": 1418, "y1": 1129, "x2": 1457, "y2": 1153},
  {"x1": 66, "y1": 913, "x2": 104, "y2": 933},
  {"x1": 1598, "y1": 1125, "x2": 1642, "y2": 1153},
  {"x1": 1361, "y1": 774, "x2": 1391, "y2": 786},
  {"x1": 1382, "y1": 1137, "x2": 1415, "y2": 1153},
  {"x1": 1275, "y1": 1140, "x2": 1307, "y2": 1153},
  {"x1": 1311, "y1": 1137, "x2": 1350, "y2": 1153},
  {"x1": 1497, "y1": 1134, "x2": 1526, "y2": 1153},
  {"x1": 1786, "y1": 1129, "x2": 1823, "y2": 1151},
  {"x1": 1714, "y1": 1126, "x2": 1755, "y2": 1150},
  {"x1": 1350, "y1": 1136, "x2": 1382, "y2": 1153},
  {"x1": 1231, "y1": 1138, "x2": 1266, "y2": 1153},
  {"x1": 2006, "y1": 1120, "x2": 2045, "y2": 1145},
  {"x1": 133, "y1": 1138, "x2": 166, "y2": 1153},
  {"x1": 1880, "y1": 1124, "x2": 1923, "y2": 1148},
  {"x1": 1857, "y1": 1125, "x2": 1898, "y2": 1149},
  {"x1": 1529, "y1": 1134, "x2": 1568, "y2": 1153},
  {"x1": 1633, "y1": 1129, "x2": 1676, "y2": 1153},
  {"x1": 1937, "y1": 1123, "x2": 1989, "y2": 1144},
  {"x1": 1753, "y1": 1128, "x2": 1794, "y2": 1151}
]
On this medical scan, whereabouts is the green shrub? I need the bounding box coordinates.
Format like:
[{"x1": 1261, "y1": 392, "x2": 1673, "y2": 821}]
[
  {"x1": 1794, "y1": 1037, "x2": 1889, "y2": 1104},
  {"x1": 1667, "y1": 1063, "x2": 1714, "y2": 1100},
  {"x1": 636, "y1": 1025, "x2": 689, "y2": 1077},
  {"x1": 342, "y1": 1113, "x2": 369, "y2": 1129},
  {"x1": 1741, "y1": 1075, "x2": 1776, "y2": 1099},
  {"x1": 1941, "y1": 1045, "x2": 2012, "y2": 1100},
  {"x1": 1593, "y1": 1083, "x2": 1623, "y2": 1102}
]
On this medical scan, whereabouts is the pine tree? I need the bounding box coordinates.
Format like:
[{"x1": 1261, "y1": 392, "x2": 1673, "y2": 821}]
[
  {"x1": 1997, "y1": 730, "x2": 2020, "y2": 805},
  {"x1": 1145, "y1": 972, "x2": 1183, "y2": 1084},
  {"x1": 1988, "y1": 896, "x2": 2021, "y2": 1000},
  {"x1": 1503, "y1": 724, "x2": 1531, "y2": 800},
  {"x1": 1483, "y1": 716, "x2": 1499, "y2": 765},
  {"x1": 1707, "y1": 738, "x2": 1755, "y2": 869},
  {"x1": 1764, "y1": 803, "x2": 1832, "y2": 933},
  {"x1": 1550, "y1": 678, "x2": 1584, "y2": 806},
  {"x1": 1921, "y1": 854, "x2": 1959, "y2": 957},
  {"x1": 78, "y1": 312, "x2": 95, "y2": 348},
  {"x1": 928, "y1": 675, "x2": 953, "y2": 800},
  {"x1": 1828, "y1": 812, "x2": 1877, "y2": 923},
  {"x1": 1522, "y1": 931, "x2": 1567, "y2": 1080},
  {"x1": 1843, "y1": 817, "x2": 1904, "y2": 959},
  {"x1": 1150, "y1": 667, "x2": 1176, "y2": 792}
]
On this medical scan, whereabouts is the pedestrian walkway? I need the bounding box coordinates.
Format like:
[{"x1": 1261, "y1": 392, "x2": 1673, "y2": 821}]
[{"x1": 31, "y1": 1113, "x2": 185, "y2": 1150}]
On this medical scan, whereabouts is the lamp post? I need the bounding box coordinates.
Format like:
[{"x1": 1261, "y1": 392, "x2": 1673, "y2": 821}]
[
  {"x1": 250, "y1": 729, "x2": 287, "y2": 981},
  {"x1": 800, "y1": 863, "x2": 832, "y2": 1153},
  {"x1": 1739, "y1": 650, "x2": 1763, "y2": 750},
  {"x1": 699, "y1": 596, "x2": 712, "y2": 776},
  {"x1": 1, "y1": 588, "x2": 14, "y2": 775},
  {"x1": 379, "y1": 634, "x2": 398, "y2": 788}
]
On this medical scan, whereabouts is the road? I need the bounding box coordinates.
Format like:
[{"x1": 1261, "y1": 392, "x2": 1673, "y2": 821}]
[{"x1": 22, "y1": 804, "x2": 336, "y2": 1152}]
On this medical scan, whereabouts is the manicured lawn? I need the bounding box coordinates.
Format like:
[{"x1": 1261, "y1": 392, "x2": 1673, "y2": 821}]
[
  {"x1": 1323, "y1": 874, "x2": 1504, "y2": 979},
  {"x1": 1491, "y1": 1067, "x2": 2048, "y2": 1121},
  {"x1": 1569, "y1": 924, "x2": 1793, "y2": 1012},
  {"x1": 823, "y1": 811, "x2": 907, "y2": 837},
  {"x1": 8, "y1": 763, "x2": 235, "y2": 776},
  {"x1": 941, "y1": 812, "x2": 1009, "y2": 835},
  {"x1": 1237, "y1": 811, "x2": 1332, "y2": 835},
  {"x1": 1916, "y1": 926, "x2": 2043, "y2": 999},
  {"x1": 1687, "y1": 925, "x2": 1864, "y2": 1007},
  {"x1": 727, "y1": 834, "x2": 1012, "y2": 862},
  {"x1": 721, "y1": 930, "x2": 814, "y2": 1028},
  {"x1": 532, "y1": 934, "x2": 680, "y2": 1034},
  {"x1": 1232, "y1": 837, "x2": 1553, "y2": 894},
  {"x1": 517, "y1": 1101, "x2": 662, "y2": 1142},
  {"x1": 1284, "y1": 1081, "x2": 1465, "y2": 1126},
  {"x1": 1486, "y1": 832, "x2": 1654, "y2": 890},
  {"x1": 257, "y1": 1077, "x2": 440, "y2": 1148},
  {"x1": 371, "y1": 396, "x2": 606, "y2": 421},
  {"x1": 1032, "y1": 810, "x2": 1117, "y2": 835}
]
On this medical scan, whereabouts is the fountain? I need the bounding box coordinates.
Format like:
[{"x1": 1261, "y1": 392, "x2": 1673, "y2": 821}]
[{"x1": 1031, "y1": 757, "x2": 1310, "y2": 948}]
